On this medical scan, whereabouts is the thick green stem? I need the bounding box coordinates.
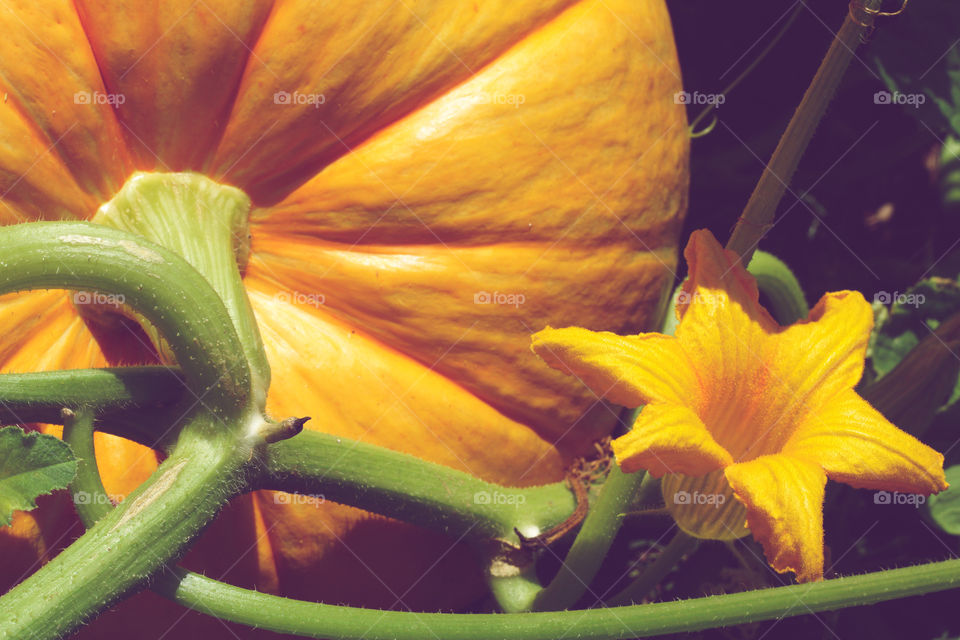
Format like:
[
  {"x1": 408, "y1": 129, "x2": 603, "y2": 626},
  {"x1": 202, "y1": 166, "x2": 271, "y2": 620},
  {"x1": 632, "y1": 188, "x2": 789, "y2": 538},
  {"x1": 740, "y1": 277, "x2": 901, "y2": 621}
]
[
  {"x1": 748, "y1": 250, "x2": 809, "y2": 324},
  {"x1": 726, "y1": 4, "x2": 876, "y2": 262},
  {"x1": 0, "y1": 367, "x2": 183, "y2": 436},
  {"x1": 533, "y1": 464, "x2": 646, "y2": 611},
  {"x1": 62, "y1": 408, "x2": 115, "y2": 525},
  {"x1": 0, "y1": 418, "x2": 249, "y2": 640},
  {"x1": 606, "y1": 531, "x2": 699, "y2": 606},
  {"x1": 137, "y1": 557, "x2": 960, "y2": 639},
  {"x1": 261, "y1": 429, "x2": 576, "y2": 540},
  {"x1": 0, "y1": 222, "x2": 250, "y2": 418},
  {"x1": 93, "y1": 172, "x2": 270, "y2": 400}
]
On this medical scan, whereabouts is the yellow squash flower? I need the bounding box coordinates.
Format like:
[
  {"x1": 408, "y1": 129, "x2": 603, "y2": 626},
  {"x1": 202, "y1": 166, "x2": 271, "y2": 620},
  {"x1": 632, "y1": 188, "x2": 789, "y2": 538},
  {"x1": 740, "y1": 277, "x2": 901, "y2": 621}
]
[{"x1": 532, "y1": 229, "x2": 947, "y2": 582}]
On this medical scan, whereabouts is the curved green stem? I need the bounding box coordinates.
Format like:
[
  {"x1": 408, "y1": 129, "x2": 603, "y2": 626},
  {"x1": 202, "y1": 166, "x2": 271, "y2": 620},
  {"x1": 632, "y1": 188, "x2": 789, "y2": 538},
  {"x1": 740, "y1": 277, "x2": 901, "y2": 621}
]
[
  {"x1": 533, "y1": 463, "x2": 646, "y2": 611},
  {"x1": 135, "y1": 556, "x2": 960, "y2": 639},
  {"x1": 261, "y1": 429, "x2": 576, "y2": 540},
  {"x1": 0, "y1": 221, "x2": 250, "y2": 418},
  {"x1": 606, "y1": 531, "x2": 699, "y2": 606},
  {"x1": 748, "y1": 250, "x2": 809, "y2": 324},
  {"x1": 62, "y1": 407, "x2": 113, "y2": 525},
  {"x1": 687, "y1": 3, "x2": 803, "y2": 136},
  {"x1": 0, "y1": 418, "x2": 249, "y2": 640},
  {"x1": 0, "y1": 366, "x2": 182, "y2": 421}
]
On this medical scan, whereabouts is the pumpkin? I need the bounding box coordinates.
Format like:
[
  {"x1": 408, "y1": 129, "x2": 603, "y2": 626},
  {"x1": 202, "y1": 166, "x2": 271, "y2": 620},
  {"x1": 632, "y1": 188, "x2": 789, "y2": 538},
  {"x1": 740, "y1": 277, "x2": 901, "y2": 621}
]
[{"x1": 0, "y1": 0, "x2": 688, "y2": 636}]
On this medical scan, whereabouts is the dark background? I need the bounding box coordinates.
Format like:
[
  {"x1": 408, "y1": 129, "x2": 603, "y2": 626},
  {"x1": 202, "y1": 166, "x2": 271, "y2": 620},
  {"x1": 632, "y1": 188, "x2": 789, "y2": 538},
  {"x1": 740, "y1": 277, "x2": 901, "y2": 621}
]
[
  {"x1": 593, "y1": 2, "x2": 960, "y2": 638},
  {"x1": 670, "y1": 0, "x2": 960, "y2": 298}
]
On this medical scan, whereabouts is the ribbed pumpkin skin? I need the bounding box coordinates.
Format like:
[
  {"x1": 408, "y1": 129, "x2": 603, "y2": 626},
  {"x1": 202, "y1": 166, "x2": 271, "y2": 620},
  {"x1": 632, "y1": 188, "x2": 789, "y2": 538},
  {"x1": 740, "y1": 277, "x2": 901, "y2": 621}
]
[{"x1": 0, "y1": 0, "x2": 688, "y2": 636}]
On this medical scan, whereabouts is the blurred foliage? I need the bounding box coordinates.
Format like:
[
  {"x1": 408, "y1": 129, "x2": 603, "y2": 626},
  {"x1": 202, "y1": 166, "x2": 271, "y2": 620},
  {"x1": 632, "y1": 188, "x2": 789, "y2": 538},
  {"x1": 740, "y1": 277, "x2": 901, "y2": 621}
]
[
  {"x1": 871, "y1": 0, "x2": 960, "y2": 209},
  {"x1": 928, "y1": 465, "x2": 960, "y2": 536},
  {"x1": 870, "y1": 277, "x2": 960, "y2": 379}
]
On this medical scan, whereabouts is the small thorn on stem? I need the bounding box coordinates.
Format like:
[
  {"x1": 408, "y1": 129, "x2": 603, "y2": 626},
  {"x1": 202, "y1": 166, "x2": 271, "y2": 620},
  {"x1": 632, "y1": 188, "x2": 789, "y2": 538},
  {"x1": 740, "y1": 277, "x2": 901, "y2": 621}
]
[{"x1": 263, "y1": 416, "x2": 310, "y2": 444}]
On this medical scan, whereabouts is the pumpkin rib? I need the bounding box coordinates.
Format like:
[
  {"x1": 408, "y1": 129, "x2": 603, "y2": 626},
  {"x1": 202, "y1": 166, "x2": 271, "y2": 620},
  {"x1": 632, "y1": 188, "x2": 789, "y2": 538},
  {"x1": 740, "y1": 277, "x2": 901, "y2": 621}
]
[
  {"x1": 256, "y1": 0, "x2": 589, "y2": 192},
  {"x1": 0, "y1": 1, "x2": 133, "y2": 206},
  {"x1": 245, "y1": 282, "x2": 567, "y2": 482},
  {"x1": 0, "y1": 77, "x2": 89, "y2": 215},
  {"x1": 246, "y1": 0, "x2": 687, "y2": 249},
  {"x1": 193, "y1": 0, "x2": 279, "y2": 179},
  {"x1": 73, "y1": 0, "x2": 277, "y2": 173},
  {"x1": 0, "y1": 76, "x2": 102, "y2": 221},
  {"x1": 210, "y1": 0, "x2": 585, "y2": 205},
  {"x1": 244, "y1": 234, "x2": 677, "y2": 451}
]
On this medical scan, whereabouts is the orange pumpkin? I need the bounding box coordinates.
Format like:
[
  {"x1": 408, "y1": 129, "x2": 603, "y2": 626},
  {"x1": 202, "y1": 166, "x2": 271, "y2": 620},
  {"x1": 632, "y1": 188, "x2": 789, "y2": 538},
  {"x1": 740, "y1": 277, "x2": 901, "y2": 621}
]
[{"x1": 0, "y1": 0, "x2": 688, "y2": 636}]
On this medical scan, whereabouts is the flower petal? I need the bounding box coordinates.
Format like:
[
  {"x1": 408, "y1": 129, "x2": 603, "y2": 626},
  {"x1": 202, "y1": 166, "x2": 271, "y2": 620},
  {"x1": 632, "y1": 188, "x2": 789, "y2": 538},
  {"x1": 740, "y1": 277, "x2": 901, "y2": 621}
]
[
  {"x1": 677, "y1": 229, "x2": 776, "y2": 327},
  {"x1": 531, "y1": 327, "x2": 700, "y2": 408},
  {"x1": 661, "y1": 471, "x2": 749, "y2": 540},
  {"x1": 769, "y1": 291, "x2": 874, "y2": 422},
  {"x1": 785, "y1": 389, "x2": 948, "y2": 495},
  {"x1": 673, "y1": 231, "x2": 781, "y2": 457},
  {"x1": 612, "y1": 404, "x2": 732, "y2": 477},
  {"x1": 725, "y1": 454, "x2": 827, "y2": 582}
]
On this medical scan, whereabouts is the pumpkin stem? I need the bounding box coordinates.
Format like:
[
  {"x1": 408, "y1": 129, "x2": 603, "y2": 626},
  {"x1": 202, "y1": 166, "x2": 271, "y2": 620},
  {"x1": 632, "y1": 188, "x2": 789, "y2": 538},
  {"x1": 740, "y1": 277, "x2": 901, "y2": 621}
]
[{"x1": 92, "y1": 172, "x2": 270, "y2": 405}]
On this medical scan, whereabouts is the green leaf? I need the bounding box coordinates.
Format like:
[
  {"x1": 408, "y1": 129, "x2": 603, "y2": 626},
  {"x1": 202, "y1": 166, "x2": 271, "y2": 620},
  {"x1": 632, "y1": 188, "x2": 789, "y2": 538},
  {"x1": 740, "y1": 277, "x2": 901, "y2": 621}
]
[
  {"x1": 927, "y1": 465, "x2": 960, "y2": 536},
  {"x1": 872, "y1": 278, "x2": 960, "y2": 372},
  {"x1": 872, "y1": 7, "x2": 960, "y2": 138},
  {"x1": 0, "y1": 426, "x2": 77, "y2": 527}
]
